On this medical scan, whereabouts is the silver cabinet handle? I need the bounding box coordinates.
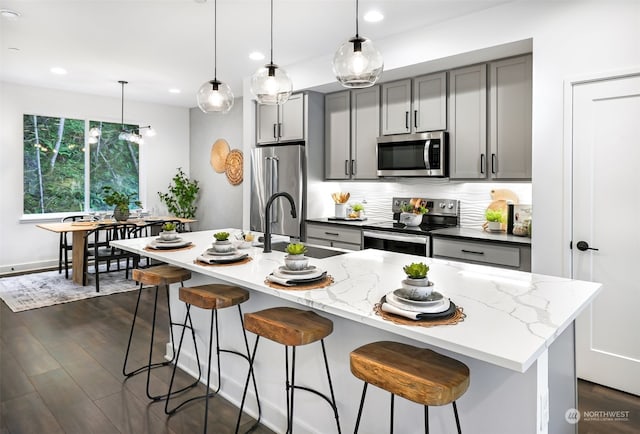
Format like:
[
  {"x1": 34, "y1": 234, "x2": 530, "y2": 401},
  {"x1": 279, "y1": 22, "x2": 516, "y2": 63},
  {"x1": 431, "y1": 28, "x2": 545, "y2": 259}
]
[
  {"x1": 351, "y1": 160, "x2": 356, "y2": 176},
  {"x1": 491, "y1": 153, "x2": 497, "y2": 174},
  {"x1": 344, "y1": 160, "x2": 349, "y2": 176},
  {"x1": 278, "y1": 122, "x2": 283, "y2": 138},
  {"x1": 324, "y1": 231, "x2": 340, "y2": 237},
  {"x1": 273, "y1": 123, "x2": 277, "y2": 139},
  {"x1": 480, "y1": 154, "x2": 486, "y2": 174}
]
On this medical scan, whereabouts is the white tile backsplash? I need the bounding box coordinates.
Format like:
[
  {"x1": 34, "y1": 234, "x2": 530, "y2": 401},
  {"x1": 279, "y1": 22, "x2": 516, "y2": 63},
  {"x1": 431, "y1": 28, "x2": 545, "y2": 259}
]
[{"x1": 310, "y1": 179, "x2": 532, "y2": 229}]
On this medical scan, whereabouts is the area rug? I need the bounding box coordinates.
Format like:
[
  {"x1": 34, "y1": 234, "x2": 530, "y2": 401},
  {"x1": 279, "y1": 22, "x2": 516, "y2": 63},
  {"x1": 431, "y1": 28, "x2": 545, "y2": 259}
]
[{"x1": 0, "y1": 269, "x2": 140, "y2": 313}]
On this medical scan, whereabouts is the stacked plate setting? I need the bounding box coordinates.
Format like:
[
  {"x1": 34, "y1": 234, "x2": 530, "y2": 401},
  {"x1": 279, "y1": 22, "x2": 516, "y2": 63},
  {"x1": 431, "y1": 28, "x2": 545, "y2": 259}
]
[
  {"x1": 267, "y1": 264, "x2": 327, "y2": 286},
  {"x1": 381, "y1": 283, "x2": 456, "y2": 320},
  {"x1": 198, "y1": 246, "x2": 248, "y2": 264},
  {"x1": 148, "y1": 236, "x2": 192, "y2": 249}
]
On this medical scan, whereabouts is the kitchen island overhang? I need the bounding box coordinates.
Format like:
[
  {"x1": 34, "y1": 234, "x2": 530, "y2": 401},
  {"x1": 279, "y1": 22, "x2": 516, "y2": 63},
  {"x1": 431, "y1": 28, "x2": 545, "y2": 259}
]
[{"x1": 110, "y1": 229, "x2": 601, "y2": 434}]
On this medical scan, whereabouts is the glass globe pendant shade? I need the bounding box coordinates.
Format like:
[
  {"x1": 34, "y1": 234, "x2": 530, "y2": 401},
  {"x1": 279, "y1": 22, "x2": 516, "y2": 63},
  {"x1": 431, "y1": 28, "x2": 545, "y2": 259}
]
[
  {"x1": 333, "y1": 35, "x2": 383, "y2": 88},
  {"x1": 250, "y1": 63, "x2": 293, "y2": 105},
  {"x1": 197, "y1": 79, "x2": 234, "y2": 113}
]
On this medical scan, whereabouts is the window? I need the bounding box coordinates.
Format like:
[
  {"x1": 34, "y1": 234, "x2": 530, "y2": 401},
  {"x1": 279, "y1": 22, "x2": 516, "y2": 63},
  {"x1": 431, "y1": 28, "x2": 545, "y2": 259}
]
[{"x1": 23, "y1": 114, "x2": 140, "y2": 215}]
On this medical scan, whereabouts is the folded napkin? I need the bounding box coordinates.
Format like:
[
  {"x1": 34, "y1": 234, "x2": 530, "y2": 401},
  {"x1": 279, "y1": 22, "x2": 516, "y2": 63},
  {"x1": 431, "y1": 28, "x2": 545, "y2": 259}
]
[
  {"x1": 381, "y1": 297, "x2": 451, "y2": 320},
  {"x1": 266, "y1": 272, "x2": 327, "y2": 287},
  {"x1": 196, "y1": 253, "x2": 246, "y2": 264},
  {"x1": 197, "y1": 255, "x2": 219, "y2": 264}
]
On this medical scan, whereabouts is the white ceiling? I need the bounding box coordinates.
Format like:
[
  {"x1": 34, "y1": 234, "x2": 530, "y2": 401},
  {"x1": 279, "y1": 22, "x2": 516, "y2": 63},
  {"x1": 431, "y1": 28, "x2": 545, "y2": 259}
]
[{"x1": 0, "y1": 0, "x2": 511, "y2": 108}]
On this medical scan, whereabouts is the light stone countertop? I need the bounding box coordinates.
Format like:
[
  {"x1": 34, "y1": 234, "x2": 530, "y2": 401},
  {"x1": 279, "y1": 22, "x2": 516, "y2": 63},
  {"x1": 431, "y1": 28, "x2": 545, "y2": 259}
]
[
  {"x1": 111, "y1": 228, "x2": 601, "y2": 373},
  {"x1": 431, "y1": 226, "x2": 533, "y2": 245}
]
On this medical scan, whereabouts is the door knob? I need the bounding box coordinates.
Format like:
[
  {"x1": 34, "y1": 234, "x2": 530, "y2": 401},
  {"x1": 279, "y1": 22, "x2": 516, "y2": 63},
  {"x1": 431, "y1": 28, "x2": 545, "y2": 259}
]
[{"x1": 576, "y1": 241, "x2": 599, "y2": 251}]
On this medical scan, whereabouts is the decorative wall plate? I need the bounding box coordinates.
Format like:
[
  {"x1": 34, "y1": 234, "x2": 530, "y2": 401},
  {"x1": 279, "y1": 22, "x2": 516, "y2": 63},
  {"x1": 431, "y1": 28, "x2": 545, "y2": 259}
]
[
  {"x1": 210, "y1": 139, "x2": 230, "y2": 173},
  {"x1": 225, "y1": 149, "x2": 243, "y2": 185}
]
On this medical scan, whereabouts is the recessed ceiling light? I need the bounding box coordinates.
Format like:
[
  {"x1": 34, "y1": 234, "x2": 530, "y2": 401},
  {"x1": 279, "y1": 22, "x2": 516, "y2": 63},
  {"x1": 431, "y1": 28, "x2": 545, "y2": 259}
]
[
  {"x1": 364, "y1": 10, "x2": 384, "y2": 23},
  {"x1": 169, "y1": 88, "x2": 181, "y2": 94},
  {"x1": 50, "y1": 67, "x2": 67, "y2": 75},
  {"x1": 0, "y1": 9, "x2": 20, "y2": 20},
  {"x1": 249, "y1": 51, "x2": 265, "y2": 61}
]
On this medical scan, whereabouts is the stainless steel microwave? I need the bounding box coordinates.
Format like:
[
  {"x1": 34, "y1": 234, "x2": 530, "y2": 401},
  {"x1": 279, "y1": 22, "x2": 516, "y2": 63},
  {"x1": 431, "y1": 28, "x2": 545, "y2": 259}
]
[{"x1": 377, "y1": 131, "x2": 448, "y2": 177}]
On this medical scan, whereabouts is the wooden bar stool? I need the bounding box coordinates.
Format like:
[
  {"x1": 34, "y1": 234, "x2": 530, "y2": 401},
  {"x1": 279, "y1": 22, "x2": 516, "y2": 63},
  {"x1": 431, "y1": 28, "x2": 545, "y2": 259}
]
[
  {"x1": 122, "y1": 265, "x2": 199, "y2": 401},
  {"x1": 164, "y1": 284, "x2": 260, "y2": 434},
  {"x1": 350, "y1": 341, "x2": 470, "y2": 434},
  {"x1": 236, "y1": 307, "x2": 341, "y2": 434}
]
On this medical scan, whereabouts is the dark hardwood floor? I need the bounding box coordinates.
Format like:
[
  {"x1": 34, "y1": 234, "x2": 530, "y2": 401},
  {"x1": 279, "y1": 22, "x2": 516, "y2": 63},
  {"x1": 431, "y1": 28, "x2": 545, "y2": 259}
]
[
  {"x1": 0, "y1": 286, "x2": 273, "y2": 434},
  {"x1": 1, "y1": 283, "x2": 639, "y2": 433}
]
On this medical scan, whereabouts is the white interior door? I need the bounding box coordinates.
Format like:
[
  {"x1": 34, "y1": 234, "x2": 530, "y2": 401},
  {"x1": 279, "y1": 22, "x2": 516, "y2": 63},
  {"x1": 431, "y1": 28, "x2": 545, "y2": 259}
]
[{"x1": 573, "y1": 73, "x2": 640, "y2": 396}]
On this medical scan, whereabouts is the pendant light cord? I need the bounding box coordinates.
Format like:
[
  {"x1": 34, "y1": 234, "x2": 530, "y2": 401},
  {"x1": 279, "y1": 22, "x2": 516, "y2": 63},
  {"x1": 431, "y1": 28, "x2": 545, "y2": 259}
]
[
  {"x1": 213, "y1": 0, "x2": 217, "y2": 80},
  {"x1": 270, "y1": 0, "x2": 274, "y2": 64},
  {"x1": 119, "y1": 80, "x2": 126, "y2": 129},
  {"x1": 355, "y1": 0, "x2": 359, "y2": 38}
]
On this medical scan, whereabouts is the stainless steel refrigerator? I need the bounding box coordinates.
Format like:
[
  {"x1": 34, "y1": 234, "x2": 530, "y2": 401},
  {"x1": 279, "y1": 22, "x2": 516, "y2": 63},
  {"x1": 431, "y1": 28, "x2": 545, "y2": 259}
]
[{"x1": 250, "y1": 143, "x2": 305, "y2": 239}]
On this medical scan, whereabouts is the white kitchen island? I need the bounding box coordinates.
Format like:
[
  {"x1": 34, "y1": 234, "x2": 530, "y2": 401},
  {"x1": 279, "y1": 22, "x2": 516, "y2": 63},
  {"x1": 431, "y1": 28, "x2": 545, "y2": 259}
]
[{"x1": 111, "y1": 229, "x2": 601, "y2": 434}]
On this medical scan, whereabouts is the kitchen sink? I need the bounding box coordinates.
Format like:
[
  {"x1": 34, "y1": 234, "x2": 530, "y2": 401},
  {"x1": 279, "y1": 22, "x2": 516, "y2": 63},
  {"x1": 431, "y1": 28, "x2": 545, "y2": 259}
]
[{"x1": 270, "y1": 242, "x2": 346, "y2": 259}]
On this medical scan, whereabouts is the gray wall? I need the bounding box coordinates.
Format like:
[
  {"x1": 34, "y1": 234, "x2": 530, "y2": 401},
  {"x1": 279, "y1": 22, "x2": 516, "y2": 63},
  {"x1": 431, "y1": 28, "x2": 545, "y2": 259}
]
[{"x1": 189, "y1": 99, "x2": 244, "y2": 231}]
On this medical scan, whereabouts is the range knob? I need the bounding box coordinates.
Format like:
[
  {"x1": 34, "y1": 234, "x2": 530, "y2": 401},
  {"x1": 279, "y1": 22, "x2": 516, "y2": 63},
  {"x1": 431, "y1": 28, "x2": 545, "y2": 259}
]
[
  {"x1": 439, "y1": 202, "x2": 446, "y2": 209},
  {"x1": 447, "y1": 202, "x2": 455, "y2": 209}
]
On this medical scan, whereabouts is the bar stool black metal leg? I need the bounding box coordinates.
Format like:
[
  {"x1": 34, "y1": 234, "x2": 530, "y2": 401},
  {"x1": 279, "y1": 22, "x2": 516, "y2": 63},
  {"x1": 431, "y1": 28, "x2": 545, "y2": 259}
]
[
  {"x1": 424, "y1": 405, "x2": 429, "y2": 434},
  {"x1": 289, "y1": 346, "x2": 297, "y2": 434},
  {"x1": 235, "y1": 335, "x2": 261, "y2": 433},
  {"x1": 320, "y1": 339, "x2": 341, "y2": 434},
  {"x1": 203, "y1": 307, "x2": 216, "y2": 434},
  {"x1": 122, "y1": 283, "x2": 144, "y2": 377},
  {"x1": 453, "y1": 401, "x2": 462, "y2": 434},
  {"x1": 390, "y1": 393, "x2": 395, "y2": 434},
  {"x1": 238, "y1": 305, "x2": 261, "y2": 429},
  {"x1": 354, "y1": 382, "x2": 368, "y2": 434},
  {"x1": 145, "y1": 283, "x2": 162, "y2": 400}
]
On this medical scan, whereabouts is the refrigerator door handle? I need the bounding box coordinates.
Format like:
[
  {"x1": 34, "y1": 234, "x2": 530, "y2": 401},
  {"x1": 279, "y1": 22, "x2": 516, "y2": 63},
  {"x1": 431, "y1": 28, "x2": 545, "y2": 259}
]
[{"x1": 272, "y1": 156, "x2": 280, "y2": 223}]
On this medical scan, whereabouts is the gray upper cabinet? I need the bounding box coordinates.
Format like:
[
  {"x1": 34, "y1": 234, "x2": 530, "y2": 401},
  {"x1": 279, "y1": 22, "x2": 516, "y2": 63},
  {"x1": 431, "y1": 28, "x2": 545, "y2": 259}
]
[
  {"x1": 449, "y1": 64, "x2": 487, "y2": 179},
  {"x1": 256, "y1": 93, "x2": 304, "y2": 144},
  {"x1": 488, "y1": 54, "x2": 532, "y2": 179},
  {"x1": 325, "y1": 86, "x2": 380, "y2": 180},
  {"x1": 413, "y1": 72, "x2": 447, "y2": 132},
  {"x1": 381, "y1": 79, "x2": 412, "y2": 135},
  {"x1": 382, "y1": 73, "x2": 447, "y2": 136}
]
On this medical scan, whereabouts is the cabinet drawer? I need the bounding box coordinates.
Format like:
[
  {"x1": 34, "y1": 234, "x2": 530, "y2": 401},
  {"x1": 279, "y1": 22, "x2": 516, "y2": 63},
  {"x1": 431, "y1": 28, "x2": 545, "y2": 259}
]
[
  {"x1": 307, "y1": 237, "x2": 361, "y2": 251},
  {"x1": 432, "y1": 238, "x2": 521, "y2": 268},
  {"x1": 306, "y1": 224, "x2": 362, "y2": 245}
]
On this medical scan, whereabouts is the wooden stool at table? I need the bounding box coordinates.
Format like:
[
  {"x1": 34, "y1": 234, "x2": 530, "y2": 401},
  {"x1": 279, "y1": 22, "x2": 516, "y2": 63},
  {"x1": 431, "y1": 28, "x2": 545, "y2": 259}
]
[
  {"x1": 350, "y1": 341, "x2": 470, "y2": 434},
  {"x1": 122, "y1": 265, "x2": 199, "y2": 401},
  {"x1": 164, "y1": 284, "x2": 260, "y2": 434},
  {"x1": 236, "y1": 307, "x2": 341, "y2": 434}
]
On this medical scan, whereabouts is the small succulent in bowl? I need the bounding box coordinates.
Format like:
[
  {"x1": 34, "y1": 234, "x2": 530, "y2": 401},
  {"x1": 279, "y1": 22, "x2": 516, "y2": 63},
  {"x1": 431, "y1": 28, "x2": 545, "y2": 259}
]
[
  {"x1": 162, "y1": 222, "x2": 176, "y2": 232},
  {"x1": 403, "y1": 262, "x2": 429, "y2": 279},
  {"x1": 159, "y1": 221, "x2": 178, "y2": 240},
  {"x1": 284, "y1": 243, "x2": 309, "y2": 270},
  {"x1": 213, "y1": 231, "x2": 230, "y2": 242},
  {"x1": 285, "y1": 243, "x2": 308, "y2": 256}
]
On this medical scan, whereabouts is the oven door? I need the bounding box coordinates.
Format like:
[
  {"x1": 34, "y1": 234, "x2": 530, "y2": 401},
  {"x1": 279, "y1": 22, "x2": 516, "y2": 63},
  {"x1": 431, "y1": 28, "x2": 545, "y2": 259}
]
[{"x1": 363, "y1": 230, "x2": 429, "y2": 257}]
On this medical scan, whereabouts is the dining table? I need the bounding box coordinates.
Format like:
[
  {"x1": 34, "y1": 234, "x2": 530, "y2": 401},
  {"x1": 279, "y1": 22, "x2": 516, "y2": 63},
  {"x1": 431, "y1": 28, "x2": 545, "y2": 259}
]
[{"x1": 37, "y1": 216, "x2": 196, "y2": 285}]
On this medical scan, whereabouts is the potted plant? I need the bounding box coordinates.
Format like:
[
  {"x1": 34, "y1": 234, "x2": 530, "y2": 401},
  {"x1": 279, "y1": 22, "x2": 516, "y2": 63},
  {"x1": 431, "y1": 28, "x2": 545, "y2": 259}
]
[
  {"x1": 159, "y1": 222, "x2": 178, "y2": 241},
  {"x1": 485, "y1": 208, "x2": 505, "y2": 231},
  {"x1": 351, "y1": 203, "x2": 365, "y2": 219},
  {"x1": 400, "y1": 262, "x2": 433, "y2": 299},
  {"x1": 158, "y1": 168, "x2": 200, "y2": 219},
  {"x1": 399, "y1": 203, "x2": 428, "y2": 226},
  {"x1": 212, "y1": 231, "x2": 234, "y2": 253},
  {"x1": 101, "y1": 186, "x2": 142, "y2": 221},
  {"x1": 284, "y1": 243, "x2": 309, "y2": 271}
]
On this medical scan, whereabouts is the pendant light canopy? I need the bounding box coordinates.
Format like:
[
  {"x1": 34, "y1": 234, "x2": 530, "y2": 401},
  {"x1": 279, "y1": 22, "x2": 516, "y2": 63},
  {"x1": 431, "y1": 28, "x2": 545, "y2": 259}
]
[
  {"x1": 117, "y1": 80, "x2": 154, "y2": 144},
  {"x1": 196, "y1": 0, "x2": 234, "y2": 113},
  {"x1": 333, "y1": 0, "x2": 383, "y2": 88},
  {"x1": 250, "y1": 0, "x2": 292, "y2": 105}
]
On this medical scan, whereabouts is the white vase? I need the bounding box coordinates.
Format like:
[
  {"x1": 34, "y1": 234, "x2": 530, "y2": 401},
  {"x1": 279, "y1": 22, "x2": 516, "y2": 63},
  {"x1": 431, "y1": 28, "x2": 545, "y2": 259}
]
[
  {"x1": 487, "y1": 221, "x2": 502, "y2": 231},
  {"x1": 400, "y1": 277, "x2": 434, "y2": 299},
  {"x1": 284, "y1": 254, "x2": 309, "y2": 271}
]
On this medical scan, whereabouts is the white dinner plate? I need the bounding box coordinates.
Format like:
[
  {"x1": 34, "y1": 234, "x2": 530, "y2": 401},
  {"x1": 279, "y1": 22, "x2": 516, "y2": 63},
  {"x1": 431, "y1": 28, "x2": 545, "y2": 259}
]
[
  {"x1": 200, "y1": 252, "x2": 248, "y2": 263},
  {"x1": 155, "y1": 237, "x2": 183, "y2": 244},
  {"x1": 385, "y1": 291, "x2": 450, "y2": 313},
  {"x1": 272, "y1": 267, "x2": 325, "y2": 281},
  {"x1": 148, "y1": 240, "x2": 192, "y2": 249},
  {"x1": 277, "y1": 265, "x2": 318, "y2": 275},
  {"x1": 205, "y1": 248, "x2": 238, "y2": 256}
]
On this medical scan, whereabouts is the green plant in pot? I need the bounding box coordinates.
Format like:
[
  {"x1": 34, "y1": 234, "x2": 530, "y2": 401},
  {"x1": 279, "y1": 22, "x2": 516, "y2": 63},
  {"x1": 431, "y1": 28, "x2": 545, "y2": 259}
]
[
  {"x1": 101, "y1": 186, "x2": 141, "y2": 221},
  {"x1": 399, "y1": 204, "x2": 428, "y2": 226},
  {"x1": 485, "y1": 208, "x2": 505, "y2": 231},
  {"x1": 158, "y1": 168, "x2": 200, "y2": 219},
  {"x1": 400, "y1": 262, "x2": 433, "y2": 299},
  {"x1": 212, "y1": 231, "x2": 234, "y2": 253},
  {"x1": 351, "y1": 202, "x2": 365, "y2": 218},
  {"x1": 159, "y1": 222, "x2": 178, "y2": 241},
  {"x1": 284, "y1": 243, "x2": 309, "y2": 271}
]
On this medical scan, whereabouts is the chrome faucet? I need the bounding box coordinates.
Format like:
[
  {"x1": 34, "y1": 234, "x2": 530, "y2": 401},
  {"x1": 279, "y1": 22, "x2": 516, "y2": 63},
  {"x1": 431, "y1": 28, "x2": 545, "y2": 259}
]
[{"x1": 263, "y1": 192, "x2": 297, "y2": 253}]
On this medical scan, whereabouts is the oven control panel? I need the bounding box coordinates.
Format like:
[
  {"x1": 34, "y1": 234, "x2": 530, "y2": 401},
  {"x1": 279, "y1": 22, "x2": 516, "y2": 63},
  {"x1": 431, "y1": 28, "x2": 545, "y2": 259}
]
[{"x1": 392, "y1": 197, "x2": 459, "y2": 216}]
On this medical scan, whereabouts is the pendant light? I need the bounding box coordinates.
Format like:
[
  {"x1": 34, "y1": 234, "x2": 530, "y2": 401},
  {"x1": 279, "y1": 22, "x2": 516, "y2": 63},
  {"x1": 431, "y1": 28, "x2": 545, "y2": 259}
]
[
  {"x1": 332, "y1": 0, "x2": 383, "y2": 88},
  {"x1": 117, "y1": 80, "x2": 154, "y2": 144},
  {"x1": 250, "y1": 0, "x2": 292, "y2": 105},
  {"x1": 196, "y1": 0, "x2": 234, "y2": 113}
]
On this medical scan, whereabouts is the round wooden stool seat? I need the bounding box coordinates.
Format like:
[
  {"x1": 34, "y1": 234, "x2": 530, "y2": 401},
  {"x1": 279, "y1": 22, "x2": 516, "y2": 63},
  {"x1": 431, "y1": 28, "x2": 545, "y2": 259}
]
[
  {"x1": 132, "y1": 265, "x2": 191, "y2": 286},
  {"x1": 244, "y1": 307, "x2": 333, "y2": 347},
  {"x1": 179, "y1": 284, "x2": 250, "y2": 310},
  {"x1": 350, "y1": 341, "x2": 470, "y2": 406}
]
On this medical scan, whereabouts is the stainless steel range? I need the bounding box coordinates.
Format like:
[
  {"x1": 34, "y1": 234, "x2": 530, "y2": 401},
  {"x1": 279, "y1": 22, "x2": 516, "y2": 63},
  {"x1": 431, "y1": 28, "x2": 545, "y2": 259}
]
[{"x1": 362, "y1": 197, "x2": 459, "y2": 257}]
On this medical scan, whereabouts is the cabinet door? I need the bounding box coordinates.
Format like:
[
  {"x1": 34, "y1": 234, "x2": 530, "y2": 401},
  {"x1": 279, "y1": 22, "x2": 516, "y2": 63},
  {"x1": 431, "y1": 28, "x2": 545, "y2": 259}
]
[
  {"x1": 256, "y1": 103, "x2": 279, "y2": 144},
  {"x1": 279, "y1": 93, "x2": 304, "y2": 142},
  {"x1": 352, "y1": 86, "x2": 380, "y2": 179},
  {"x1": 381, "y1": 79, "x2": 411, "y2": 135},
  {"x1": 449, "y1": 64, "x2": 487, "y2": 179},
  {"x1": 413, "y1": 72, "x2": 447, "y2": 132},
  {"x1": 324, "y1": 91, "x2": 351, "y2": 180},
  {"x1": 489, "y1": 55, "x2": 532, "y2": 179}
]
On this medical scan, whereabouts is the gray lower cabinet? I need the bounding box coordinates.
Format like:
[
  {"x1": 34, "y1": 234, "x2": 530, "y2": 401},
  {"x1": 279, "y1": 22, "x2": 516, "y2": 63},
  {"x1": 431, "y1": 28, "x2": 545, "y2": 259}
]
[
  {"x1": 325, "y1": 87, "x2": 380, "y2": 180},
  {"x1": 432, "y1": 237, "x2": 531, "y2": 271},
  {"x1": 306, "y1": 222, "x2": 362, "y2": 251}
]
